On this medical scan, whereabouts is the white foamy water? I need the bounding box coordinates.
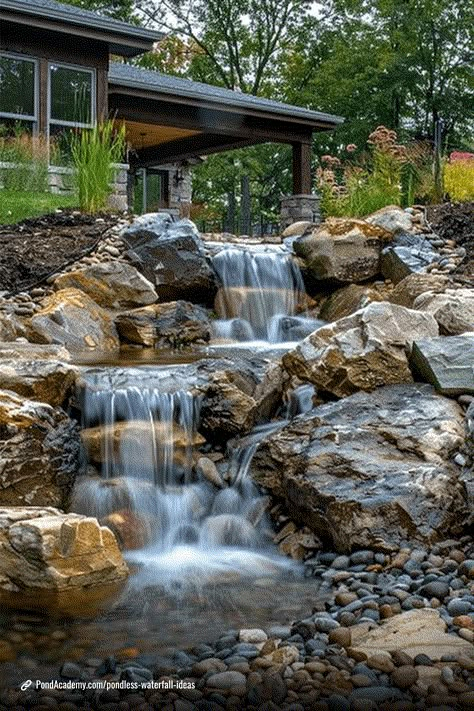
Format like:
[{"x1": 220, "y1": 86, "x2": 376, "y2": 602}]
[
  {"x1": 211, "y1": 243, "x2": 323, "y2": 342},
  {"x1": 72, "y1": 368, "x2": 297, "y2": 592}
]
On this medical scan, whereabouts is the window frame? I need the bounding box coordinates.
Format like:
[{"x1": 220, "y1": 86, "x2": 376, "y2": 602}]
[
  {"x1": 47, "y1": 60, "x2": 96, "y2": 130},
  {"x1": 0, "y1": 51, "x2": 38, "y2": 125}
]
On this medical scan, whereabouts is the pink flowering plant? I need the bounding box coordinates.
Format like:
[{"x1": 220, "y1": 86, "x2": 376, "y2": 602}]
[{"x1": 316, "y1": 126, "x2": 432, "y2": 217}]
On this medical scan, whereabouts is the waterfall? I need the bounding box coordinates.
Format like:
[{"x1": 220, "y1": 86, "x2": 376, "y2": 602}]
[
  {"x1": 72, "y1": 367, "x2": 294, "y2": 591},
  {"x1": 211, "y1": 244, "x2": 323, "y2": 343}
]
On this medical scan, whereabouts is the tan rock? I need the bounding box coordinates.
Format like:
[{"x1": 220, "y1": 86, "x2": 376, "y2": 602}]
[
  {"x1": 0, "y1": 507, "x2": 128, "y2": 593},
  {"x1": 81, "y1": 420, "x2": 205, "y2": 465},
  {"x1": 293, "y1": 217, "x2": 391, "y2": 284},
  {"x1": 0, "y1": 313, "x2": 18, "y2": 342},
  {"x1": 281, "y1": 221, "x2": 313, "y2": 238},
  {"x1": 115, "y1": 301, "x2": 211, "y2": 348},
  {"x1": 413, "y1": 288, "x2": 474, "y2": 335},
  {"x1": 319, "y1": 284, "x2": 385, "y2": 321},
  {"x1": 196, "y1": 457, "x2": 224, "y2": 488},
  {"x1": 251, "y1": 384, "x2": 467, "y2": 551},
  {"x1": 350, "y1": 609, "x2": 473, "y2": 661},
  {"x1": 390, "y1": 273, "x2": 449, "y2": 308},
  {"x1": 101, "y1": 510, "x2": 153, "y2": 550},
  {"x1": 28, "y1": 288, "x2": 119, "y2": 351},
  {"x1": 264, "y1": 645, "x2": 300, "y2": 667},
  {"x1": 53, "y1": 262, "x2": 158, "y2": 309},
  {"x1": 0, "y1": 390, "x2": 81, "y2": 508},
  {"x1": 0, "y1": 343, "x2": 72, "y2": 361},
  {"x1": 0, "y1": 359, "x2": 76, "y2": 407},
  {"x1": 283, "y1": 302, "x2": 439, "y2": 397}
]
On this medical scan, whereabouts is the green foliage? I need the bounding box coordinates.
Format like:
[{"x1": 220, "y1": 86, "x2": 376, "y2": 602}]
[
  {"x1": 70, "y1": 121, "x2": 126, "y2": 214},
  {"x1": 0, "y1": 191, "x2": 77, "y2": 224},
  {"x1": 444, "y1": 160, "x2": 474, "y2": 201},
  {"x1": 317, "y1": 126, "x2": 436, "y2": 218},
  {"x1": 0, "y1": 125, "x2": 49, "y2": 193}
]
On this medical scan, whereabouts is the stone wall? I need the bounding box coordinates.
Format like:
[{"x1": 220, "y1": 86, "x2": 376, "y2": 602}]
[
  {"x1": 0, "y1": 161, "x2": 129, "y2": 212},
  {"x1": 280, "y1": 193, "x2": 321, "y2": 230}
]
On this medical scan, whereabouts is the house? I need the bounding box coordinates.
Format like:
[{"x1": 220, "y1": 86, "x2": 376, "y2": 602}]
[{"x1": 0, "y1": 0, "x2": 343, "y2": 225}]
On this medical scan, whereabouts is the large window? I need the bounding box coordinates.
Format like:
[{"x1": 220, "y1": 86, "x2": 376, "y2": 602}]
[
  {"x1": 0, "y1": 53, "x2": 37, "y2": 129},
  {"x1": 49, "y1": 63, "x2": 95, "y2": 128}
]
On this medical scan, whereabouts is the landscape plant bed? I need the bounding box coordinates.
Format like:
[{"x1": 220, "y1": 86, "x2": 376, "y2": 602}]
[
  {"x1": 0, "y1": 211, "x2": 122, "y2": 295},
  {"x1": 427, "y1": 201, "x2": 474, "y2": 283}
]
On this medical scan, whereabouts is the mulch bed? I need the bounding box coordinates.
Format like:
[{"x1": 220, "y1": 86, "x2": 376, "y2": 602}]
[
  {"x1": 427, "y1": 201, "x2": 474, "y2": 283},
  {"x1": 0, "y1": 211, "x2": 120, "y2": 295}
]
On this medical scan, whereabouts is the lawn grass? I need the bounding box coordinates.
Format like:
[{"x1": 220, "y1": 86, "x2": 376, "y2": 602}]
[{"x1": 0, "y1": 190, "x2": 78, "y2": 225}]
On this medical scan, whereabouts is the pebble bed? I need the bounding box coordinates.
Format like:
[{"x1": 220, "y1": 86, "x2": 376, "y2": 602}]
[{"x1": 1, "y1": 538, "x2": 473, "y2": 711}]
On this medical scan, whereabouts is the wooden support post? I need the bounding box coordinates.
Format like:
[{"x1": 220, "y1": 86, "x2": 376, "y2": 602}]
[{"x1": 292, "y1": 141, "x2": 312, "y2": 195}]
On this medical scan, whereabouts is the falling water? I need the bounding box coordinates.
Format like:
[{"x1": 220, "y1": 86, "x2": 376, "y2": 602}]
[
  {"x1": 72, "y1": 367, "x2": 295, "y2": 592},
  {"x1": 211, "y1": 244, "x2": 323, "y2": 343}
]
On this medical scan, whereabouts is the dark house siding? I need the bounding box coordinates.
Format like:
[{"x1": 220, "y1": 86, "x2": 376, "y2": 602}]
[{"x1": 0, "y1": 21, "x2": 109, "y2": 132}]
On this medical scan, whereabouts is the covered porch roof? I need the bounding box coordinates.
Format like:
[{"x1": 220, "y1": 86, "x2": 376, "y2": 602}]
[{"x1": 108, "y1": 62, "x2": 343, "y2": 193}]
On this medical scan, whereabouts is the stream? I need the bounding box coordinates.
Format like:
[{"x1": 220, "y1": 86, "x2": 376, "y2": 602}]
[{"x1": 0, "y1": 241, "x2": 325, "y2": 687}]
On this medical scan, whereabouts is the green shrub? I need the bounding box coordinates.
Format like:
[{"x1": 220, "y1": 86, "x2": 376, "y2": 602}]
[
  {"x1": 70, "y1": 121, "x2": 126, "y2": 213},
  {"x1": 317, "y1": 127, "x2": 437, "y2": 217}
]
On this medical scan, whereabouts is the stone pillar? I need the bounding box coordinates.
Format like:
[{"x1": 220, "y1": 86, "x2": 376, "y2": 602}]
[{"x1": 280, "y1": 193, "x2": 321, "y2": 231}]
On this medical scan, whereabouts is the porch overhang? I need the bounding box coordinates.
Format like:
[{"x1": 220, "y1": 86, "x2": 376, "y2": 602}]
[{"x1": 108, "y1": 63, "x2": 343, "y2": 194}]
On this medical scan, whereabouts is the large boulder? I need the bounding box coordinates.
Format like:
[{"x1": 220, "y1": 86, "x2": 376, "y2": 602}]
[
  {"x1": 115, "y1": 301, "x2": 211, "y2": 348},
  {"x1": 0, "y1": 507, "x2": 128, "y2": 594},
  {"x1": 123, "y1": 217, "x2": 218, "y2": 305},
  {"x1": 251, "y1": 384, "x2": 468, "y2": 551},
  {"x1": 0, "y1": 343, "x2": 72, "y2": 361},
  {"x1": 293, "y1": 218, "x2": 391, "y2": 284},
  {"x1": 0, "y1": 390, "x2": 81, "y2": 508},
  {"x1": 0, "y1": 359, "x2": 77, "y2": 407},
  {"x1": 53, "y1": 262, "x2": 158, "y2": 309},
  {"x1": 28, "y1": 288, "x2": 119, "y2": 351},
  {"x1": 198, "y1": 357, "x2": 285, "y2": 441},
  {"x1": 411, "y1": 336, "x2": 474, "y2": 395},
  {"x1": 283, "y1": 302, "x2": 438, "y2": 398},
  {"x1": 413, "y1": 288, "x2": 474, "y2": 335},
  {"x1": 365, "y1": 205, "x2": 414, "y2": 235},
  {"x1": 381, "y1": 233, "x2": 439, "y2": 284},
  {"x1": 389, "y1": 273, "x2": 449, "y2": 308}
]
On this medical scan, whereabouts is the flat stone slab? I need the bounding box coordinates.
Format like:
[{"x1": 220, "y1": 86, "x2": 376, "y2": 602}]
[
  {"x1": 411, "y1": 335, "x2": 474, "y2": 394},
  {"x1": 350, "y1": 609, "x2": 473, "y2": 661}
]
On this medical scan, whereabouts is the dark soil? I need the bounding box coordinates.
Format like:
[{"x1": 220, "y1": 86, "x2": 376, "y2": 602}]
[
  {"x1": 0, "y1": 211, "x2": 120, "y2": 295},
  {"x1": 427, "y1": 201, "x2": 474, "y2": 283}
]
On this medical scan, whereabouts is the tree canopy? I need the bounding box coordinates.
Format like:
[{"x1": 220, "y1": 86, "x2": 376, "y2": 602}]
[{"x1": 62, "y1": 0, "x2": 474, "y2": 228}]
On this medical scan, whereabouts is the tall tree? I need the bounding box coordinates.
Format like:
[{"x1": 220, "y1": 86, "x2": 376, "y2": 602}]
[{"x1": 135, "y1": 0, "x2": 312, "y2": 93}]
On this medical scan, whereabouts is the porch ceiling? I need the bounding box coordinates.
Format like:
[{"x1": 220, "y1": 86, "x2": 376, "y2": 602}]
[{"x1": 120, "y1": 120, "x2": 201, "y2": 150}]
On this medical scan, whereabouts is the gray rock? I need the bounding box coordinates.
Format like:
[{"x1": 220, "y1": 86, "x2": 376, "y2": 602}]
[
  {"x1": 413, "y1": 289, "x2": 474, "y2": 335},
  {"x1": 124, "y1": 218, "x2": 218, "y2": 305},
  {"x1": 206, "y1": 671, "x2": 246, "y2": 689},
  {"x1": 381, "y1": 234, "x2": 440, "y2": 284},
  {"x1": 410, "y1": 336, "x2": 474, "y2": 395},
  {"x1": 251, "y1": 384, "x2": 468, "y2": 551},
  {"x1": 419, "y1": 581, "x2": 450, "y2": 600},
  {"x1": 365, "y1": 206, "x2": 413, "y2": 235}
]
